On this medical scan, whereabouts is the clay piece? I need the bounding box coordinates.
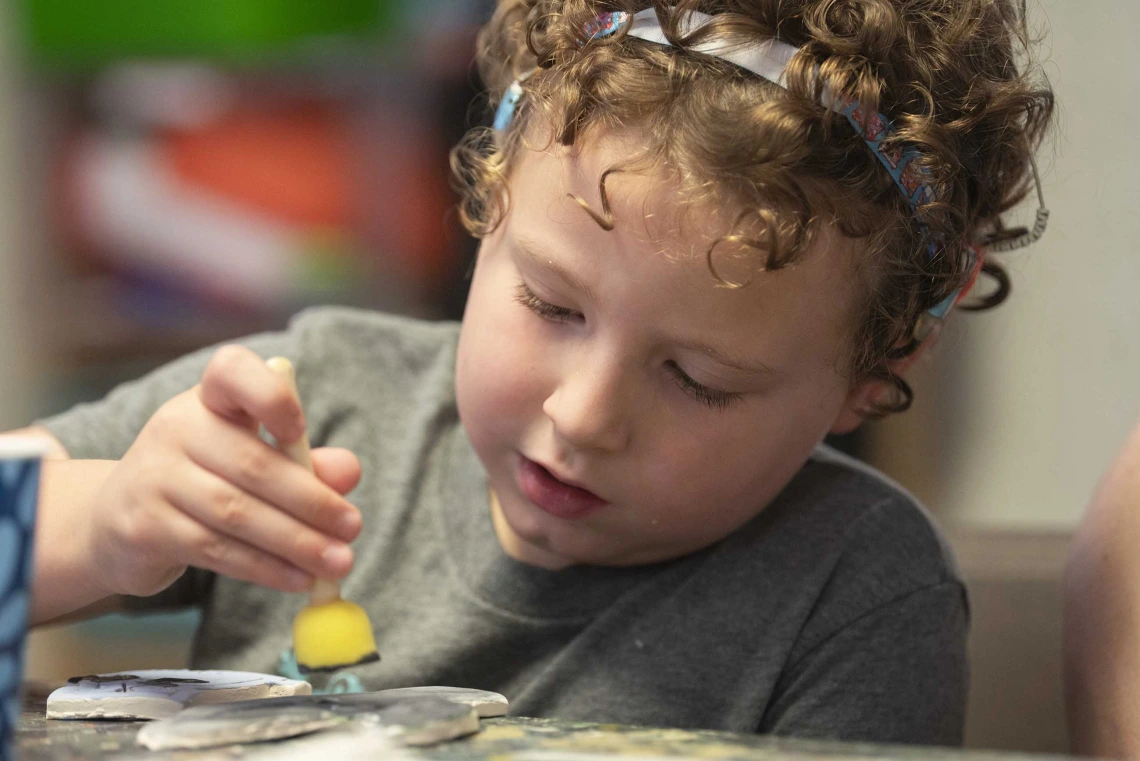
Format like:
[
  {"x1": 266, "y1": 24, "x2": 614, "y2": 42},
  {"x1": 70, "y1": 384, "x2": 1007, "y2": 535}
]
[
  {"x1": 137, "y1": 693, "x2": 480, "y2": 751},
  {"x1": 373, "y1": 686, "x2": 509, "y2": 717},
  {"x1": 136, "y1": 703, "x2": 344, "y2": 750},
  {"x1": 236, "y1": 722, "x2": 412, "y2": 761},
  {"x1": 46, "y1": 669, "x2": 311, "y2": 721}
]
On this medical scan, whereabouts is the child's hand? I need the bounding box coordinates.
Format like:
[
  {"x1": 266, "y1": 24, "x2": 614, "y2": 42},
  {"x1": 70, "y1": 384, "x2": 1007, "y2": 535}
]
[{"x1": 87, "y1": 345, "x2": 363, "y2": 598}]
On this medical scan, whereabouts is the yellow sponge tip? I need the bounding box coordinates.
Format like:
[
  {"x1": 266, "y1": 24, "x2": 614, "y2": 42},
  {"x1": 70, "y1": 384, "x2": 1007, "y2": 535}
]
[{"x1": 292, "y1": 599, "x2": 379, "y2": 672}]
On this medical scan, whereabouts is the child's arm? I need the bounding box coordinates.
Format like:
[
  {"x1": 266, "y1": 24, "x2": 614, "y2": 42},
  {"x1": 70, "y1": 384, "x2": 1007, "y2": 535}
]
[
  {"x1": 9, "y1": 344, "x2": 364, "y2": 627},
  {"x1": 1064, "y1": 415, "x2": 1140, "y2": 759},
  {"x1": 0, "y1": 427, "x2": 126, "y2": 624}
]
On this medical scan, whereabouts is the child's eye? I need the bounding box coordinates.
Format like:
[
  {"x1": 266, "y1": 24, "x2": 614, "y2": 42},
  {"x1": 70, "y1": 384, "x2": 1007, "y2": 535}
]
[
  {"x1": 515, "y1": 282, "x2": 581, "y2": 323},
  {"x1": 665, "y1": 361, "x2": 741, "y2": 411}
]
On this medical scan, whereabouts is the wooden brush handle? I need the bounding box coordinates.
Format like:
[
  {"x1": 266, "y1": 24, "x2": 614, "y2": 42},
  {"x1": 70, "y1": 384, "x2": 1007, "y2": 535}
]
[{"x1": 266, "y1": 357, "x2": 342, "y2": 606}]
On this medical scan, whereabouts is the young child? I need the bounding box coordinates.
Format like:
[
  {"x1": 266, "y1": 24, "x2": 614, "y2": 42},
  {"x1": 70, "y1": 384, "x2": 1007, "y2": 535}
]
[{"x1": 18, "y1": 0, "x2": 1052, "y2": 747}]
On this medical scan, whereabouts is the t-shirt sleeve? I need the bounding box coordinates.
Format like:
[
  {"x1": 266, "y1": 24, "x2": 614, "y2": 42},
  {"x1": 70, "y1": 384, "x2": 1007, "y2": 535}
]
[{"x1": 760, "y1": 580, "x2": 968, "y2": 746}]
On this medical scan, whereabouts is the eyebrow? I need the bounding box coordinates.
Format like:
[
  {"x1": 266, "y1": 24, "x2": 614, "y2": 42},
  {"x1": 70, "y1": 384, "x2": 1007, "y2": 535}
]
[
  {"x1": 512, "y1": 233, "x2": 599, "y2": 303},
  {"x1": 672, "y1": 337, "x2": 779, "y2": 378}
]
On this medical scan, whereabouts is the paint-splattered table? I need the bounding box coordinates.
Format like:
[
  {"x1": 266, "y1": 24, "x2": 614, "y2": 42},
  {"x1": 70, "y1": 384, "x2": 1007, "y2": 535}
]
[{"x1": 16, "y1": 696, "x2": 1076, "y2": 761}]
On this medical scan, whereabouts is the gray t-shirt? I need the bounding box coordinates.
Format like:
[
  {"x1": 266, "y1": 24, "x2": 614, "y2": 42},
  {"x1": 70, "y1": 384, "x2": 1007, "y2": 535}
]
[{"x1": 41, "y1": 307, "x2": 968, "y2": 745}]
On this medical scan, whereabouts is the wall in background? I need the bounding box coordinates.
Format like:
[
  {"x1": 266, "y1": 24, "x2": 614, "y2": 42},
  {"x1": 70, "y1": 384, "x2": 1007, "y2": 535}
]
[
  {"x1": 870, "y1": 1, "x2": 1140, "y2": 531},
  {"x1": 860, "y1": 10, "x2": 1137, "y2": 749},
  {"x1": 945, "y1": 0, "x2": 1140, "y2": 528}
]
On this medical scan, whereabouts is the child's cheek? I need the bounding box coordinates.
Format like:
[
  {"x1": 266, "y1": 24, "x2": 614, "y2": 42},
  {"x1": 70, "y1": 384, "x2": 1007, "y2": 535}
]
[
  {"x1": 478, "y1": 322, "x2": 549, "y2": 427},
  {"x1": 457, "y1": 318, "x2": 540, "y2": 452}
]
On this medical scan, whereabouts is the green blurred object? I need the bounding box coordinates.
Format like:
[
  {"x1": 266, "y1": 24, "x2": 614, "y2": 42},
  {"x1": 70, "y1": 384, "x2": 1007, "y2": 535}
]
[{"x1": 20, "y1": 0, "x2": 397, "y2": 67}]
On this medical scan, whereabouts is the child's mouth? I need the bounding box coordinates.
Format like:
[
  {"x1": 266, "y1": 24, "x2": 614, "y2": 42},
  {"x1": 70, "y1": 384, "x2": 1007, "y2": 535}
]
[{"x1": 517, "y1": 456, "x2": 608, "y2": 520}]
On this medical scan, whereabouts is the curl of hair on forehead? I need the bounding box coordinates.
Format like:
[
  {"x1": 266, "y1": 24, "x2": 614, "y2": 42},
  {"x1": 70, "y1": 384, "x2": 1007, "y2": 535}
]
[{"x1": 452, "y1": 0, "x2": 1054, "y2": 418}]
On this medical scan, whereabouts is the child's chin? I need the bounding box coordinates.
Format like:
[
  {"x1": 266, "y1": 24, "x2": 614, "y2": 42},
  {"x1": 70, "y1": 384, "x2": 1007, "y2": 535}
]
[{"x1": 499, "y1": 500, "x2": 618, "y2": 566}]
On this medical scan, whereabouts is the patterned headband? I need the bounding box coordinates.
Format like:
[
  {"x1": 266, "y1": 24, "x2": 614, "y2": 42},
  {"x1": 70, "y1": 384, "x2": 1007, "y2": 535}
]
[{"x1": 495, "y1": 8, "x2": 992, "y2": 328}]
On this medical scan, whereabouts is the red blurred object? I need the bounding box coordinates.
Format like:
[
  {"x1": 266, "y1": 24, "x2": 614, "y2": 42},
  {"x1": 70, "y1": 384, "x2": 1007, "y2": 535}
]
[
  {"x1": 166, "y1": 105, "x2": 351, "y2": 229},
  {"x1": 54, "y1": 94, "x2": 459, "y2": 310}
]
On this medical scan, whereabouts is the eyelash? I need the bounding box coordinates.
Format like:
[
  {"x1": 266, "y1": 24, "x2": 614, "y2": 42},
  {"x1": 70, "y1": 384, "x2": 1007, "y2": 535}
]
[
  {"x1": 514, "y1": 282, "x2": 579, "y2": 323},
  {"x1": 514, "y1": 281, "x2": 742, "y2": 412},
  {"x1": 665, "y1": 362, "x2": 741, "y2": 411}
]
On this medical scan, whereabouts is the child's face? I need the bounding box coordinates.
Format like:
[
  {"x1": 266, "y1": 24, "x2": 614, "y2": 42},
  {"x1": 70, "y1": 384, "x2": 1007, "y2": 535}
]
[{"x1": 455, "y1": 132, "x2": 870, "y2": 569}]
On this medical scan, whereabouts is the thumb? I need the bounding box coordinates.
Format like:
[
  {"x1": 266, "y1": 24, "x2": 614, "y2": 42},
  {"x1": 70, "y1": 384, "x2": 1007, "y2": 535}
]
[{"x1": 309, "y1": 447, "x2": 362, "y2": 496}]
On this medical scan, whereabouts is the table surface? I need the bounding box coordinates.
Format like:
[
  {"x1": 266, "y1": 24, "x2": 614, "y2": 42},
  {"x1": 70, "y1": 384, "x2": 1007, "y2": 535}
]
[{"x1": 16, "y1": 696, "x2": 1078, "y2": 761}]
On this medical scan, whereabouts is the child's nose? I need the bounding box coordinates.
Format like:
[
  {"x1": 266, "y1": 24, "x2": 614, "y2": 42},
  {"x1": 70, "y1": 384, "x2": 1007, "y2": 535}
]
[{"x1": 542, "y1": 363, "x2": 631, "y2": 453}]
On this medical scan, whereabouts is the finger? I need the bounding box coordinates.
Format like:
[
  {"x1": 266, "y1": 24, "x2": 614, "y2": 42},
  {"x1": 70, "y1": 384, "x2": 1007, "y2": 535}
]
[
  {"x1": 197, "y1": 345, "x2": 306, "y2": 444},
  {"x1": 182, "y1": 412, "x2": 362, "y2": 543},
  {"x1": 160, "y1": 506, "x2": 314, "y2": 593},
  {"x1": 310, "y1": 448, "x2": 363, "y2": 496},
  {"x1": 164, "y1": 461, "x2": 355, "y2": 580}
]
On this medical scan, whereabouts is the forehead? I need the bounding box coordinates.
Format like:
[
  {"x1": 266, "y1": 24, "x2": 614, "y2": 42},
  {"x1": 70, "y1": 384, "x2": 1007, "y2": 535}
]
[
  {"x1": 510, "y1": 130, "x2": 730, "y2": 257},
  {"x1": 504, "y1": 132, "x2": 867, "y2": 372}
]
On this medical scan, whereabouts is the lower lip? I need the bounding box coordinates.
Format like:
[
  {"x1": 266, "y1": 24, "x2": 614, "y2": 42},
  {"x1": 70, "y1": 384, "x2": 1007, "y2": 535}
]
[{"x1": 517, "y1": 456, "x2": 608, "y2": 520}]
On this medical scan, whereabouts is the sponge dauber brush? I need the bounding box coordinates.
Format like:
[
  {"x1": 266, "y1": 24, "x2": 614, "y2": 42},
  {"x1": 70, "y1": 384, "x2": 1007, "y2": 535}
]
[{"x1": 267, "y1": 356, "x2": 380, "y2": 673}]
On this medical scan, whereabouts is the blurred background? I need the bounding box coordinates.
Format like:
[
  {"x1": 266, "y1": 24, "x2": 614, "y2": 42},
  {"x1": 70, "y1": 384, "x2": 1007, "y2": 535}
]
[{"x1": 0, "y1": 0, "x2": 1135, "y2": 755}]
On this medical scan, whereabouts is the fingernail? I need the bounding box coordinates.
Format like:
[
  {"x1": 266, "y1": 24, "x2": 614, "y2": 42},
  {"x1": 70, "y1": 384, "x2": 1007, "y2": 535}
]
[
  {"x1": 321, "y1": 544, "x2": 353, "y2": 573},
  {"x1": 336, "y1": 511, "x2": 361, "y2": 541}
]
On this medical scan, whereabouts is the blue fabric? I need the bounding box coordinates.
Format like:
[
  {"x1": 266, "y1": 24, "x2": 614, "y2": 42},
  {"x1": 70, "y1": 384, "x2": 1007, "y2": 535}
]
[
  {"x1": 0, "y1": 457, "x2": 41, "y2": 761},
  {"x1": 493, "y1": 80, "x2": 525, "y2": 133}
]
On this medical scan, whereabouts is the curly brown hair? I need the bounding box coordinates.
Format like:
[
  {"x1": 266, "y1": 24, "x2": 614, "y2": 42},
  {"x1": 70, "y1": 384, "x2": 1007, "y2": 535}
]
[{"x1": 450, "y1": 0, "x2": 1054, "y2": 415}]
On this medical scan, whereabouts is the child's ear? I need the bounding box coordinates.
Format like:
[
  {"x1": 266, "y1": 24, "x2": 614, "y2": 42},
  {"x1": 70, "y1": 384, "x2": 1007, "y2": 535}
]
[{"x1": 829, "y1": 326, "x2": 939, "y2": 435}]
